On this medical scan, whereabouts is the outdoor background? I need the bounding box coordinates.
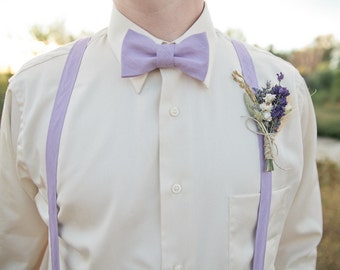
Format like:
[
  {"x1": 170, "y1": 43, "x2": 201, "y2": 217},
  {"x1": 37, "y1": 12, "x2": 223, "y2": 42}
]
[{"x1": 0, "y1": 0, "x2": 339, "y2": 269}]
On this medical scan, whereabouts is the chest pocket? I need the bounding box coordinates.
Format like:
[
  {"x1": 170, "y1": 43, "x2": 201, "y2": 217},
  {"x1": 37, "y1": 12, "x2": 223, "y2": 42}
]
[{"x1": 229, "y1": 186, "x2": 290, "y2": 269}]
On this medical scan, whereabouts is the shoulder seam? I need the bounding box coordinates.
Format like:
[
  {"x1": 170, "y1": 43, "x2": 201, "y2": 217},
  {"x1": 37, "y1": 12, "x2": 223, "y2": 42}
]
[{"x1": 13, "y1": 46, "x2": 72, "y2": 78}]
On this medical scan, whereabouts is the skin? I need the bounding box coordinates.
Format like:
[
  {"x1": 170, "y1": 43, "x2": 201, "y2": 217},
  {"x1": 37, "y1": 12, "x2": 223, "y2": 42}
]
[{"x1": 113, "y1": 0, "x2": 205, "y2": 41}]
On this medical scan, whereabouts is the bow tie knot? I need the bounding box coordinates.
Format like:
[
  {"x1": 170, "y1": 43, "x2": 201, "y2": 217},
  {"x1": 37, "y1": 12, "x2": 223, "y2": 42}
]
[
  {"x1": 121, "y1": 29, "x2": 209, "y2": 82},
  {"x1": 157, "y1": 43, "x2": 176, "y2": 68}
]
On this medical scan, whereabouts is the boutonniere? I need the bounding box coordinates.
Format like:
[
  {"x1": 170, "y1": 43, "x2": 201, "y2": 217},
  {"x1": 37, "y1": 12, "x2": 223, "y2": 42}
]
[{"x1": 232, "y1": 71, "x2": 292, "y2": 172}]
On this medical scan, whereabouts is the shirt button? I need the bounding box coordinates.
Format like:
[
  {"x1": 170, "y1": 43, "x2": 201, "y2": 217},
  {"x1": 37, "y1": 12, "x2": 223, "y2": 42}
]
[
  {"x1": 169, "y1": 107, "x2": 180, "y2": 117},
  {"x1": 174, "y1": 264, "x2": 184, "y2": 270},
  {"x1": 171, "y1": 184, "x2": 182, "y2": 194}
]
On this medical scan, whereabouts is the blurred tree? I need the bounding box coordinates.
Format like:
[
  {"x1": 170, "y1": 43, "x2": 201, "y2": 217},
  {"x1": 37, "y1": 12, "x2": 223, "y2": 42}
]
[
  {"x1": 290, "y1": 47, "x2": 324, "y2": 76},
  {"x1": 30, "y1": 21, "x2": 75, "y2": 45},
  {"x1": 330, "y1": 69, "x2": 340, "y2": 101},
  {"x1": 289, "y1": 34, "x2": 337, "y2": 76},
  {"x1": 330, "y1": 45, "x2": 340, "y2": 69},
  {"x1": 30, "y1": 21, "x2": 91, "y2": 45},
  {"x1": 305, "y1": 69, "x2": 334, "y2": 93},
  {"x1": 267, "y1": 45, "x2": 290, "y2": 62}
]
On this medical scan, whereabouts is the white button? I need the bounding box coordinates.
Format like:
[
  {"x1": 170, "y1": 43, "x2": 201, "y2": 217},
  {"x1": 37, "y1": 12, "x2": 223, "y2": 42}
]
[
  {"x1": 171, "y1": 184, "x2": 182, "y2": 194},
  {"x1": 174, "y1": 264, "x2": 184, "y2": 270},
  {"x1": 169, "y1": 107, "x2": 180, "y2": 117}
]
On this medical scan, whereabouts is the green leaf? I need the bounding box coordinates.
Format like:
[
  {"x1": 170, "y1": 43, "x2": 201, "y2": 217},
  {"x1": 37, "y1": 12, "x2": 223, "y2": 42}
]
[{"x1": 244, "y1": 94, "x2": 256, "y2": 116}]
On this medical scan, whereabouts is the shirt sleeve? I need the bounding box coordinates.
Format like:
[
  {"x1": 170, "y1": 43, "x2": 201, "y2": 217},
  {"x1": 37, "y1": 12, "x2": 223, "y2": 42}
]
[
  {"x1": 274, "y1": 73, "x2": 323, "y2": 269},
  {"x1": 0, "y1": 87, "x2": 48, "y2": 269}
]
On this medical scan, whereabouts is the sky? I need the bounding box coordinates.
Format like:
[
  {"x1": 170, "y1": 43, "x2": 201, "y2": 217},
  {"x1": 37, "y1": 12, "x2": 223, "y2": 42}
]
[{"x1": 0, "y1": 0, "x2": 339, "y2": 72}]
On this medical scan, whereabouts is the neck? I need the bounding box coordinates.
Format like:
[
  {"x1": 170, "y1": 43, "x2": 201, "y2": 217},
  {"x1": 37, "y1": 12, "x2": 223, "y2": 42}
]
[{"x1": 114, "y1": 0, "x2": 205, "y2": 41}]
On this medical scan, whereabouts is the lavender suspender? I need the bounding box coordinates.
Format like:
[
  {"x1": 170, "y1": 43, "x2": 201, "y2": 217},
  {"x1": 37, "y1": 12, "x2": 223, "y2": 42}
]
[
  {"x1": 46, "y1": 37, "x2": 270, "y2": 270},
  {"x1": 46, "y1": 37, "x2": 91, "y2": 270},
  {"x1": 232, "y1": 39, "x2": 273, "y2": 270}
]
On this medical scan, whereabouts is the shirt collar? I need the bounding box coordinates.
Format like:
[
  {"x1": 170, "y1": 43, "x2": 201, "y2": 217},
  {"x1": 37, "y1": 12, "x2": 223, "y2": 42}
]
[{"x1": 108, "y1": 3, "x2": 217, "y2": 94}]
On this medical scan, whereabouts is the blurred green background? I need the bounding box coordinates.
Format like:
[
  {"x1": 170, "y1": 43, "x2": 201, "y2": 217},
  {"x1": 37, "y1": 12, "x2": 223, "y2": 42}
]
[{"x1": 0, "y1": 30, "x2": 339, "y2": 269}]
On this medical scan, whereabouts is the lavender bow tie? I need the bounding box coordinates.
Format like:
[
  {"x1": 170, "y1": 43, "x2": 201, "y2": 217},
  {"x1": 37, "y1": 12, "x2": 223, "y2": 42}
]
[{"x1": 121, "y1": 29, "x2": 209, "y2": 82}]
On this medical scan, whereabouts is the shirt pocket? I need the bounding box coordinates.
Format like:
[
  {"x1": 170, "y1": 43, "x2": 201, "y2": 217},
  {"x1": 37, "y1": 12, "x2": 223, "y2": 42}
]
[{"x1": 228, "y1": 186, "x2": 290, "y2": 270}]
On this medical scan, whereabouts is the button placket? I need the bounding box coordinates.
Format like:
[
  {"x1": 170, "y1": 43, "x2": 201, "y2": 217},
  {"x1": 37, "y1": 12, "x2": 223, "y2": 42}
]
[{"x1": 159, "y1": 69, "x2": 191, "y2": 269}]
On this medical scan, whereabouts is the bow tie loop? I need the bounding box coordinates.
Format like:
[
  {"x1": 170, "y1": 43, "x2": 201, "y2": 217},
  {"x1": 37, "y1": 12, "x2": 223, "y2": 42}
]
[{"x1": 121, "y1": 29, "x2": 209, "y2": 82}]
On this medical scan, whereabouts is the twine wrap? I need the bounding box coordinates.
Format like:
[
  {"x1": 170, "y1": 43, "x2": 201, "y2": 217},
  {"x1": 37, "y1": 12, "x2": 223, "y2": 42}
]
[
  {"x1": 245, "y1": 117, "x2": 276, "y2": 172},
  {"x1": 263, "y1": 133, "x2": 275, "y2": 171}
]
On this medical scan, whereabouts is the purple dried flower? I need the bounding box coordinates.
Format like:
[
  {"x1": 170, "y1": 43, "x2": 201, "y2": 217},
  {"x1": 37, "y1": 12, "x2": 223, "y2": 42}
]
[
  {"x1": 271, "y1": 106, "x2": 285, "y2": 119},
  {"x1": 278, "y1": 98, "x2": 288, "y2": 107},
  {"x1": 254, "y1": 88, "x2": 265, "y2": 102},
  {"x1": 277, "y1": 72, "x2": 284, "y2": 82},
  {"x1": 279, "y1": 86, "x2": 290, "y2": 97},
  {"x1": 271, "y1": 85, "x2": 290, "y2": 98}
]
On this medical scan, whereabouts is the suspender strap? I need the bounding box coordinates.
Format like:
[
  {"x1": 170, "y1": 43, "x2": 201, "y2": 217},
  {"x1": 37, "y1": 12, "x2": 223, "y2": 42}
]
[
  {"x1": 46, "y1": 37, "x2": 91, "y2": 270},
  {"x1": 231, "y1": 39, "x2": 273, "y2": 270}
]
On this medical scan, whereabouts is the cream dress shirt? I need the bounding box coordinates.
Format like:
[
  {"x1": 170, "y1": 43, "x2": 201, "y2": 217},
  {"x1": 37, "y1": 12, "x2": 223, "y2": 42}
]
[{"x1": 0, "y1": 3, "x2": 322, "y2": 270}]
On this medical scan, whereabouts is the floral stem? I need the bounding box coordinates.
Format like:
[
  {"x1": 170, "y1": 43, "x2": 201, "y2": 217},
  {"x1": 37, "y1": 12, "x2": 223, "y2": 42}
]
[{"x1": 266, "y1": 159, "x2": 274, "y2": 172}]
